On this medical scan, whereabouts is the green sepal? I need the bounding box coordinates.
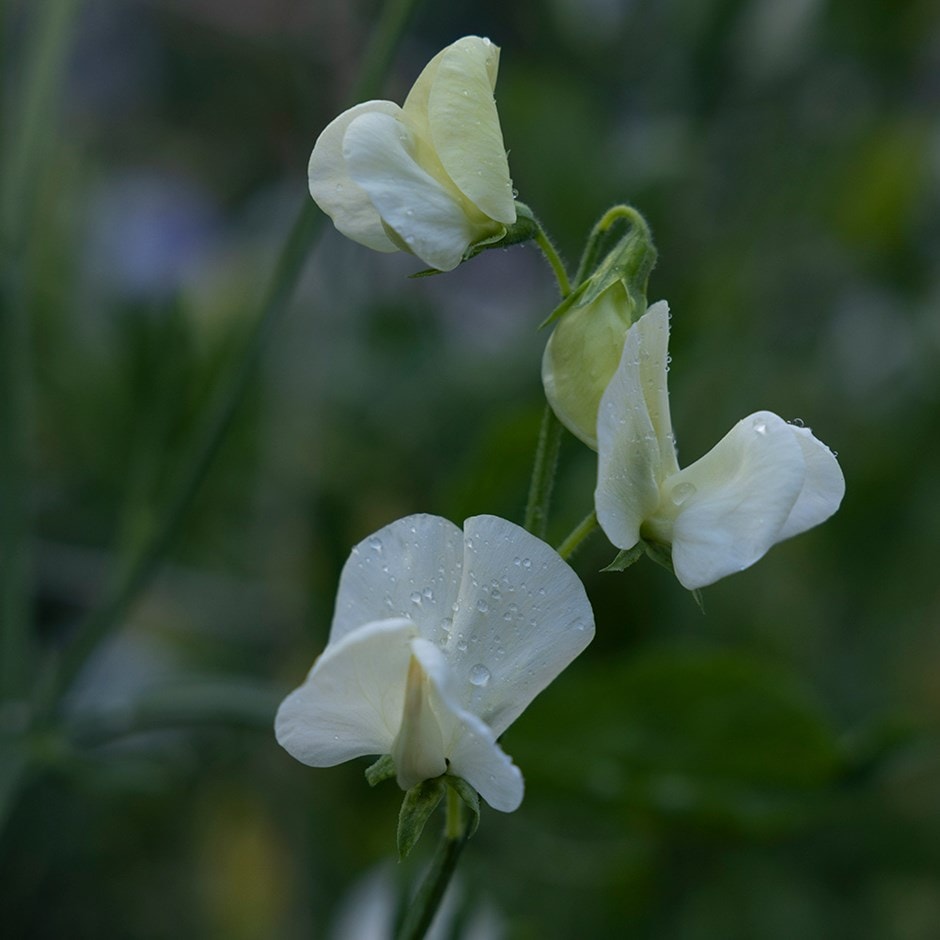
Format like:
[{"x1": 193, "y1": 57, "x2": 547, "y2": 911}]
[
  {"x1": 445, "y1": 775, "x2": 481, "y2": 840},
  {"x1": 538, "y1": 280, "x2": 589, "y2": 329},
  {"x1": 365, "y1": 753, "x2": 396, "y2": 787},
  {"x1": 601, "y1": 542, "x2": 645, "y2": 572},
  {"x1": 642, "y1": 541, "x2": 705, "y2": 612},
  {"x1": 397, "y1": 777, "x2": 446, "y2": 860}
]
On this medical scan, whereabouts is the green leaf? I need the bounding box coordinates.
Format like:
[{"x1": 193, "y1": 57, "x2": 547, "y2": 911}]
[
  {"x1": 365, "y1": 754, "x2": 396, "y2": 787},
  {"x1": 602, "y1": 543, "x2": 645, "y2": 572},
  {"x1": 397, "y1": 777, "x2": 446, "y2": 860},
  {"x1": 445, "y1": 775, "x2": 481, "y2": 839}
]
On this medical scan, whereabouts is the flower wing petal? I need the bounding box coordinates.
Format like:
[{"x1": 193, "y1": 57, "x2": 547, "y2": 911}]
[
  {"x1": 330, "y1": 514, "x2": 464, "y2": 647},
  {"x1": 413, "y1": 638, "x2": 523, "y2": 812},
  {"x1": 342, "y1": 110, "x2": 478, "y2": 271},
  {"x1": 446, "y1": 515, "x2": 594, "y2": 737},
  {"x1": 274, "y1": 618, "x2": 417, "y2": 766},
  {"x1": 308, "y1": 100, "x2": 402, "y2": 252},
  {"x1": 426, "y1": 37, "x2": 515, "y2": 224},
  {"x1": 777, "y1": 425, "x2": 845, "y2": 540},
  {"x1": 668, "y1": 412, "x2": 806, "y2": 589},
  {"x1": 595, "y1": 301, "x2": 675, "y2": 550}
]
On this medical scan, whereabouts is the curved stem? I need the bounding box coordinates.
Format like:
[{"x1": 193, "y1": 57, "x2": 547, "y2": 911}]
[
  {"x1": 35, "y1": 0, "x2": 426, "y2": 714},
  {"x1": 556, "y1": 511, "x2": 598, "y2": 561},
  {"x1": 533, "y1": 224, "x2": 571, "y2": 297},
  {"x1": 574, "y1": 203, "x2": 653, "y2": 286},
  {"x1": 396, "y1": 788, "x2": 467, "y2": 940}
]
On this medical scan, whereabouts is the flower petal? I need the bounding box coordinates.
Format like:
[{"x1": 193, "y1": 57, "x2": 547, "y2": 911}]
[
  {"x1": 445, "y1": 515, "x2": 594, "y2": 738},
  {"x1": 329, "y1": 514, "x2": 464, "y2": 647},
  {"x1": 307, "y1": 100, "x2": 402, "y2": 252},
  {"x1": 275, "y1": 618, "x2": 417, "y2": 767},
  {"x1": 778, "y1": 425, "x2": 845, "y2": 540},
  {"x1": 595, "y1": 300, "x2": 677, "y2": 550},
  {"x1": 412, "y1": 637, "x2": 523, "y2": 812},
  {"x1": 342, "y1": 110, "x2": 479, "y2": 271},
  {"x1": 542, "y1": 283, "x2": 634, "y2": 448},
  {"x1": 425, "y1": 37, "x2": 515, "y2": 224},
  {"x1": 667, "y1": 412, "x2": 807, "y2": 589}
]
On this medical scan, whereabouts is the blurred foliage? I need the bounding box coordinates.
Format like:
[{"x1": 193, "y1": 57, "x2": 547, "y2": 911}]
[{"x1": 2, "y1": 0, "x2": 940, "y2": 937}]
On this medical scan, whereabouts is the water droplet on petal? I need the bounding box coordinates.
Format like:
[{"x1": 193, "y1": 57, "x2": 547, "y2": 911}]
[
  {"x1": 456, "y1": 637, "x2": 468, "y2": 652},
  {"x1": 753, "y1": 418, "x2": 767, "y2": 435},
  {"x1": 476, "y1": 599, "x2": 489, "y2": 613},
  {"x1": 469, "y1": 664, "x2": 491, "y2": 687},
  {"x1": 670, "y1": 481, "x2": 697, "y2": 506},
  {"x1": 522, "y1": 558, "x2": 532, "y2": 570},
  {"x1": 368, "y1": 536, "x2": 383, "y2": 552},
  {"x1": 410, "y1": 591, "x2": 422, "y2": 605}
]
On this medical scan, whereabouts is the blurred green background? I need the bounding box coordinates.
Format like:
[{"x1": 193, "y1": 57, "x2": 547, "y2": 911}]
[{"x1": 2, "y1": 0, "x2": 939, "y2": 937}]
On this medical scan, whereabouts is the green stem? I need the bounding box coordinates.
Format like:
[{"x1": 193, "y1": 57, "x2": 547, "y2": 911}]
[
  {"x1": 574, "y1": 203, "x2": 653, "y2": 286},
  {"x1": 396, "y1": 788, "x2": 467, "y2": 940},
  {"x1": 523, "y1": 405, "x2": 563, "y2": 539},
  {"x1": 35, "y1": 0, "x2": 427, "y2": 714},
  {"x1": 556, "y1": 511, "x2": 598, "y2": 561},
  {"x1": 523, "y1": 219, "x2": 572, "y2": 538},
  {"x1": 0, "y1": 0, "x2": 81, "y2": 701},
  {"x1": 533, "y1": 225, "x2": 571, "y2": 297}
]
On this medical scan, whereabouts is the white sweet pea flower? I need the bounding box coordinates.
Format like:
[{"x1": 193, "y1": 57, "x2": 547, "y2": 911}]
[
  {"x1": 595, "y1": 301, "x2": 845, "y2": 590},
  {"x1": 275, "y1": 514, "x2": 594, "y2": 812},
  {"x1": 308, "y1": 36, "x2": 516, "y2": 272}
]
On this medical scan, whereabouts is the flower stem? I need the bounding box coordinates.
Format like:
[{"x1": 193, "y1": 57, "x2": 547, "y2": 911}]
[
  {"x1": 0, "y1": 0, "x2": 81, "y2": 702},
  {"x1": 523, "y1": 405, "x2": 564, "y2": 539},
  {"x1": 556, "y1": 511, "x2": 598, "y2": 561},
  {"x1": 33, "y1": 0, "x2": 427, "y2": 715},
  {"x1": 574, "y1": 203, "x2": 653, "y2": 286},
  {"x1": 533, "y1": 224, "x2": 571, "y2": 297},
  {"x1": 396, "y1": 788, "x2": 467, "y2": 940}
]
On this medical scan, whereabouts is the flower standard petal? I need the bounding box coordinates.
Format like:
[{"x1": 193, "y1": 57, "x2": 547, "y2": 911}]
[
  {"x1": 275, "y1": 618, "x2": 418, "y2": 767},
  {"x1": 595, "y1": 301, "x2": 676, "y2": 551},
  {"x1": 307, "y1": 100, "x2": 402, "y2": 252},
  {"x1": 665, "y1": 412, "x2": 807, "y2": 589},
  {"x1": 342, "y1": 110, "x2": 480, "y2": 271},
  {"x1": 425, "y1": 37, "x2": 515, "y2": 225},
  {"x1": 330, "y1": 514, "x2": 464, "y2": 647},
  {"x1": 777, "y1": 425, "x2": 845, "y2": 540},
  {"x1": 445, "y1": 515, "x2": 594, "y2": 738}
]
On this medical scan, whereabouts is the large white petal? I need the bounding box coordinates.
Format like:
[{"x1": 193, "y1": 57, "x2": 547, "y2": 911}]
[
  {"x1": 667, "y1": 412, "x2": 807, "y2": 589},
  {"x1": 595, "y1": 301, "x2": 675, "y2": 550},
  {"x1": 444, "y1": 515, "x2": 594, "y2": 738},
  {"x1": 274, "y1": 618, "x2": 417, "y2": 767},
  {"x1": 426, "y1": 37, "x2": 515, "y2": 224},
  {"x1": 777, "y1": 425, "x2": 845, "y2": 540},
  {"x1": 308, "y1": 100, "x2": 401, "y2": 252},
  {"x1": 414, "y1": 638, "x2": 523, "y2": 812},
  {"x1": 343, "y1": 110, "x2": 479, "y2": 271},
  {"x1": 329, "y1": 514, "x2": 464, "y2": 647}
]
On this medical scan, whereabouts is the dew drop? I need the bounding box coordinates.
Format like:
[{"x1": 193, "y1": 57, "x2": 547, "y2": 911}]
[
  {"x1": 368, "y1": 536, "x2": 383, "y2": 553},
  {"x1": 422, "y1": 587, "x2": 434, "y2": 602},
  {"x1": 670, "y1": 481, "x2": 697, "y2": 506},
  {"x1": 469, "y1": 664, "x2": 491, "y2": 687},
  {"x1": 753, "y1": 418, "x2": 767, "y2": 435},
  {"x1": 410, "y1": 591, "x2": 422, "y2": 605},
  {"x1": 522, "y1": 558, "x2": 532, "y2": 570},
  {"x1": 457, "y1": 637, "x2": 468, "y2": 652},
  {"x1": 476, "y1": 599, "x2": 489, "y2": 614}
]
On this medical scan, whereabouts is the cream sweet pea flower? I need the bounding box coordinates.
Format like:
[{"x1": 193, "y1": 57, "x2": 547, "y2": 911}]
[
  {"x1": 595, "y1": 301, "x2": 845, "y2": 590},
  {"x1": 308, "y1": 36, "x2": 516, "y2": 272},
  {"x1": 275, "y1": 514, "x2": 594, "y2": 812}
]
